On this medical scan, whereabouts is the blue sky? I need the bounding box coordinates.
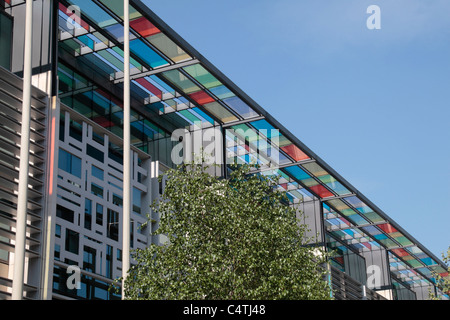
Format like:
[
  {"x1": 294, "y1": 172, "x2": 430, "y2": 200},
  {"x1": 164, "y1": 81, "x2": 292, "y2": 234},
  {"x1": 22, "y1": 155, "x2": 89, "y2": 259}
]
[{"x1": 143, "y1": 0, "x2": 450, "y2": 259}]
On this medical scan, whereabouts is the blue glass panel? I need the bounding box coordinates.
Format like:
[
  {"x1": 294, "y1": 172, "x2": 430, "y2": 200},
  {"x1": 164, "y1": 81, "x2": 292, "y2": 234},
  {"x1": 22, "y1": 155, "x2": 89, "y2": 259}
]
[
  {"x1": 151, "y1": 75, "x2": 175, "y2": 93},
  {"x1": 361, "y1": 225, "x2": 382, "y2": 236},
  {"x1": 343, "y1": 196, "x2": 365, "y2": 207},
  {"x1": 130, "y1": 39, "x2": 168, "y2": 68},
  {"x1": 326, "y1": 181, "x2": 351, "y2": 196},
  {"x1": 191, "y1": 107, "x2": 214, "y2": 124},
  {"x1": 209, "y1": 85, "x2": 235, "y2": 100},
  {"x1": 104, "y1": 23, "x2": 125, "y2": 42},
  {"x1": 374, "y1": 233, "x2": 388, "y2": 240},
  {"x1": 67, "y1": 0, "x2": 116, "y2": 28},
  {"x1": 420, "y1": 257, "x2": 436, "y2": 266},
  {"x1": 283, "y1": 166, "x2": 311, "y2": 181},
  {"x1": 77, "y1": 35, "x2": 94, "y2": 50},
  {"x1": 222, "y1": 96, "x2": 258, "y2": 119},
  {"x1": 347, "y1": 214, "x2": 368, "y2": 225}
]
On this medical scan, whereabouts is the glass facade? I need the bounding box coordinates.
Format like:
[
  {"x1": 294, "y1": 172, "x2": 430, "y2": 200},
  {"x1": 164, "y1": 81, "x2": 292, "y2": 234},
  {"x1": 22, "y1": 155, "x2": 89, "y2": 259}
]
[{"x1": 0, "y1": 0, "x2": 447, "y2": 301}]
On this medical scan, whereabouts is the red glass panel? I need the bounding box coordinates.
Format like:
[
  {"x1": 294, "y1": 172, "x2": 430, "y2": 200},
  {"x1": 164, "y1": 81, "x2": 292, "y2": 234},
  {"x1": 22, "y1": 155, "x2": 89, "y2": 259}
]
[
  {"x1": 280, "y1": 144, "x2": 309, "y2": 161},
  {"x1": 130, "y1": 17, "x2": 160, "y2": 38},
  {"x1": 59, "y1": 3, "x2": 90, "y2": 30},
  {"x1": 189, "y1": 91, "x2": 215, "y2": 105},
  {"x1": 378, "y1": 223, "x2": 398, "y2": 234},
  {"x1": 391, "y1": 248, "x2": 409, "y2": 257},
  {"x1": 362, "y1": 242, "x2": 372, "y2": 250},
  {"x1": 309, "y1": 184, "x2": 333, "y2": 198},
  {"x1": 135, "y1": 78, "x2": 162, "y2": 99}
]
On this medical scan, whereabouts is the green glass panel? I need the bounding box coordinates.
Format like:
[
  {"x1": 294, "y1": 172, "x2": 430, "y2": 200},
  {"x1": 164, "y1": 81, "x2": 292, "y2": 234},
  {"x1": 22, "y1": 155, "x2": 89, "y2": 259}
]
[
  {"x1": 406, "y1": 259, "x2": 423, "y2": 268},
  {"x1": 183, "y1": 64, "x2": 221, "y2": 89},
  {"x1": 377, "y1": 238, "x2": 398, "y2": 249},
  {"x1": 162, "y1": 69, "x2": 200, "y2": 94},
  {"x1": 148, "y1": 33, "x2": 191, "y2": 63},
  {"x1": 97, "y1": 49, "x2": 124, "y2": 71},
  {"x1": 98, "y1": 0, "x2": 142, "y2": 21},
  {"x1": 363, "y1": 211, "x2": 385, "y2": 223},
  {"x1": 393, "y1": 236, "x2": 413, "y2": 246}
]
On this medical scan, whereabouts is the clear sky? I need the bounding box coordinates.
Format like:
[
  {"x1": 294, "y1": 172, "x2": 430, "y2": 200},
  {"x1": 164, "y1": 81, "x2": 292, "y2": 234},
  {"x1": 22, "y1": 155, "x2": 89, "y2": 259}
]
[{"x1": 143, "y1": 0, "x2": 450, "y2": 260}]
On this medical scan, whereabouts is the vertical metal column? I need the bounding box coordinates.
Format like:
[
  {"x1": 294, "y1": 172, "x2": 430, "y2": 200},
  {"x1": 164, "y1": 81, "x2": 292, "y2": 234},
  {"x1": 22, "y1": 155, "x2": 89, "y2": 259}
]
[
  {"x1": 12, "y1": 0, "x2": 33, "y2": 300},
  {"x1": 122, "y1": 0, "x2": 131, "y2": 300}
]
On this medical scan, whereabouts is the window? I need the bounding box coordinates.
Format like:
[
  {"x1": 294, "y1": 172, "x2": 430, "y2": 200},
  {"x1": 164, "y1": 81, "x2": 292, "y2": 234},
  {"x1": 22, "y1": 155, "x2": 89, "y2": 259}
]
[
  {"x1": 87, "y1": 144, "x2": 104, "y2": 162},
  {"x1": 91, "y1": 165, "x2": 104, "y2": 180},
  {"x1": 55, "y1": 224, "x2": 61, "y2": 238},
  {"x1": 56, "y1": 205, "x2": 74, "y2": 223},
  {"x1": 65, "y1": 229, "x2": 79, "y2": 255},
  {"x1": 96, "y1": 203, "x2": 103, "y2": 225},
  {"x1": 107, "y1": 209, "x2": 119, "y2": 241},
  {"x1": 91, "y1": 183, "x2": 104, "y2": 198},
  {"x1": 85, "y1": 198, "x2": 92, "y2": 230},
  {"x1": 58, "y1": 149, "x2": 82, "y2": 178},
  {"x1": 112, "y1": 194, "x2": 122, "y2": 207},
  {"x1": 54, "y1": 244, "x2": 60, "y2": 261},
  {"x1": 69, "y1": 119, "x2": 83, "y2": 142},
  {"x1": 83, "y1": 246, "x2": 96, "y2": 273},
  {"x1": 106, "y1": 245, "x2": 113, "y2": 278},
  {"x1": 0, "y1": 11, "x2": 12, "y2": 70},
  {"x1": 133, "y1": 187, "x2": 141, "y2": 214}
]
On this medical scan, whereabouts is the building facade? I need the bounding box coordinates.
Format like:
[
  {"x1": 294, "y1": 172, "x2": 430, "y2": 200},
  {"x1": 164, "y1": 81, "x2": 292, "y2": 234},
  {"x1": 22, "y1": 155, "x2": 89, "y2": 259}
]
[{"x1": 0, "y1": 0, "x2": 448, "y2": 300}]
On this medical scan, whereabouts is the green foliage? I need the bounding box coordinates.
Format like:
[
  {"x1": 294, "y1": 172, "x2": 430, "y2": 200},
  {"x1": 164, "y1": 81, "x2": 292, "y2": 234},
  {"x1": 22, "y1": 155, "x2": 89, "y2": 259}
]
[
  {"x1": 118, "y1": 162, "x2": 332, "y2": 300},
  {"x1": 429, "y1": 246, "x2": 450, "y2": 300}
]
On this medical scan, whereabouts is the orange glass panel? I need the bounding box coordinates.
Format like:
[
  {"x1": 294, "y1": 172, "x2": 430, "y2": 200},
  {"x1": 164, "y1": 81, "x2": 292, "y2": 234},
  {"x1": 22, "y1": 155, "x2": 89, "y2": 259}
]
[
  {"x1": 130, "y1": 17, "x2": 160, "y2": 38},
  {"x1": 280, "y1": 144, "x2": 309, "y2": 161},
  {"x1": 189, "y1": 91, "x2": 215, "y2": 105}
]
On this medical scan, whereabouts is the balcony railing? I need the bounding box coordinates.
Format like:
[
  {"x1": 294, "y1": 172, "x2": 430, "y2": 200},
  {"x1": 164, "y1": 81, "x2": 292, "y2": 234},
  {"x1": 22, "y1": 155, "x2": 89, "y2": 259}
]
[{"x1": 330, "y1": 265, "x2": 386, "y2": 300}]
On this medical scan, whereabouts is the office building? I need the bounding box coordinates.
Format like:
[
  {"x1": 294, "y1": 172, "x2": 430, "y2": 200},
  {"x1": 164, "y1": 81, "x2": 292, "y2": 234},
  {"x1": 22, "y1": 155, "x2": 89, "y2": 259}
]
[{"x1": 0, "y1": 0, "x2": 448, "y2": 300}]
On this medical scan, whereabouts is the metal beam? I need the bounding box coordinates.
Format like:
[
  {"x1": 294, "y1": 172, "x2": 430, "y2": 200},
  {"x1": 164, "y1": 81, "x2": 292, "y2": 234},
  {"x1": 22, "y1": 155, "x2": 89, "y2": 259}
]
[
  {"x1": 221, "y1": 116, "x2": 266, "y2": 128},
  {"x1": 12, "y1": 0, "x2": 33, "y2": 300},
  {"x1": 114, "y1": 59, "x2": 200, "y2": 83},
  {"x1": 121, "y1": 0, "x2": 131, "y2": 300}
]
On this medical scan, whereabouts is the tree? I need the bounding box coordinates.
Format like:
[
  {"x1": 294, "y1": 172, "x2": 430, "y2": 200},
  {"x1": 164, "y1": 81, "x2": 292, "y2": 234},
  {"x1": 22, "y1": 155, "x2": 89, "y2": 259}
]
[
  {"x1": 429, "y1": 246, "x2": 450, "y2": 300},
  {"x1": 118, "y1": 162, "x2": 332, "y2": 300}
]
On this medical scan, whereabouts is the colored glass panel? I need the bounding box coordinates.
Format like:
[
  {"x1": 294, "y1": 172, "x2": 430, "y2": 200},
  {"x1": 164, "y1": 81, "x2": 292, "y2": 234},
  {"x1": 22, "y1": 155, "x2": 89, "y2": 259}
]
[
  {"x1": 67, "y1": 0, "x2": 116, "y2": 28},
  {"x1": 191, "y1": 107, "x2": 214, "y2": 125},
  {"x1": 59, "y1": 2, "x2": 90, "y2": 31},
  {"x1": 393, "y1": 236, "x2": 413, "y2": 246},
  {"x1": 281, "y1": 144, "x2": 309, "y2": 161},
  {"x1": 130, "y1": 16, "x2": 160, "y2": 37},
  {"x1": 203, "y1": 102, "x2": 237, "y2": 123},
  {"x1": 183, "y1": 64, "x2": 221, "y2": 89},
  {"x1": 162, "y1": 69, "x2": 200, "y2": 94},
  {"x1": 111, "y1": 47, "x2": 143, "y2": 70},
  {"x1": 97, "y1": 49, "x2": 123, "y2": 71},
  {"x1": 209, "y1": 85, "x2": 235, "y2": 100},
  {"x1": 147, "y1": 32, "x2": 191, "y2": 63},
  {"x1": 97, "y1": 1, "x2": 142, "y2": 21},
  {"x1": 326, "y1": 199, "x2": 351, "y2": 212},
  {"x1": 222, "y1": 96, "x2": 258, "y2": 119},
  {"x1": 130, "y1": 39, "x2": 168, "y2": 68},
  {"x1": 309, "y1": 184, "x2": 333, "y2": 198},
  {"x1": 284, "y1": 166, "x2": 311, "y2": 181},
  {"x1": 378, "y1": 223, "x2": 398, "y2": 234},
  {"x1": 135, "y1": 78, "x2": 162, "y2": 98},
  {"x1": 189, "y1": 90, "x2": 215, "y2": 105},
  {"x1": 392, "y1": 248, "x2": 410, "y2": 257}
]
